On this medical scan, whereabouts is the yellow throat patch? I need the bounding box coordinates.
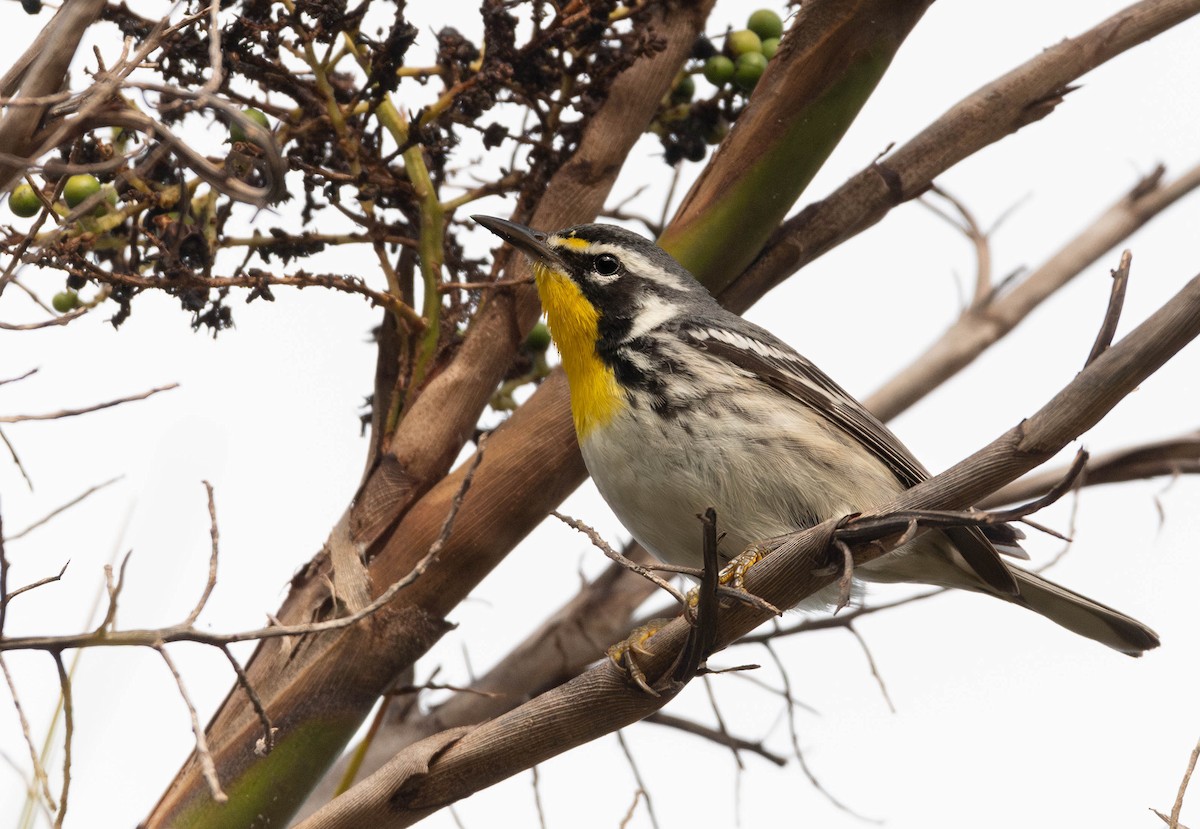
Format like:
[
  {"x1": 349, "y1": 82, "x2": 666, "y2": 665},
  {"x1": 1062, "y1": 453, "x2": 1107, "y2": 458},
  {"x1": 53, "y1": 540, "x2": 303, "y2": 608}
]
[{"x1": 533, "y1": 262, "x2": 625, "y2": 439}]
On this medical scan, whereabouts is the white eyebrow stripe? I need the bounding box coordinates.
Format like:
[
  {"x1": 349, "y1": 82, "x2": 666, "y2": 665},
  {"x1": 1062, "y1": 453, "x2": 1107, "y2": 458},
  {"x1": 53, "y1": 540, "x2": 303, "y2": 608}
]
[{"x1": 549, "y1": 239, "x2": 691, "y2": 291}]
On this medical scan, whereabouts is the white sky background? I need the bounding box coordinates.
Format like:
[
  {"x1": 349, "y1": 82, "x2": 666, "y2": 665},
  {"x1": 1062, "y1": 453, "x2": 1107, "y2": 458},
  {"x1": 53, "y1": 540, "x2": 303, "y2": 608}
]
[{"x1": 1, "y1": 1, "x2": 1199, "y2": 827}]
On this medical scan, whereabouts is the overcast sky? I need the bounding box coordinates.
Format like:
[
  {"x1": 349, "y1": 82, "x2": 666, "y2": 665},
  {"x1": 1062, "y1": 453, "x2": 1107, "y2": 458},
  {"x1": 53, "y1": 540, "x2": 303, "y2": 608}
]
[{"x1": 2, "y1": 1, "x2": 1199, "y2": 828}]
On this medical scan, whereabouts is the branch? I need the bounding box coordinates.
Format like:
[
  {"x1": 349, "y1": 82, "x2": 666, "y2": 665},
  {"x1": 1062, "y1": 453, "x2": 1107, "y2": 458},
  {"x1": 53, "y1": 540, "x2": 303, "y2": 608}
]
[
  {"x1": 0, "y1": 384, "x2": 177, "y2": 423},
  {"x1": 864, "y1": 161, "x2": 1200, "y2": 421},
  {"x1": 724, "y1": 0, "x2": 1200, "y2": 315},
  {"x1": 3, "y1": 476, "x2": 122, "y2": 541},
  {"x1": 642, "y1": 712, "x2": 787, "y2": 767},
  {"x1": 980, "y1": 432, "x2": 1200, "y2": 508},
  {"x1": 1168, "y1": 736, "x2": 1200, "y2": 828},
  {"x1": 150, "y1": 6, "x2": 721, "y2": 826},
  {"x1": 294, "y1": 271, "x2": 1200, "y2": 828}
]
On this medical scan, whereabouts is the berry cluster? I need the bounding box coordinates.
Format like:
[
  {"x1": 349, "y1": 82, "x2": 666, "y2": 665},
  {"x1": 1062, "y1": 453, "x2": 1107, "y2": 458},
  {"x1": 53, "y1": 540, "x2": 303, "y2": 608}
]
[
  {"x1": 651, "y1": 8, "x2": 784, "y2": 165},
  {"x1": 5, "y1": 109, "x2": 274, "y2": 319}
]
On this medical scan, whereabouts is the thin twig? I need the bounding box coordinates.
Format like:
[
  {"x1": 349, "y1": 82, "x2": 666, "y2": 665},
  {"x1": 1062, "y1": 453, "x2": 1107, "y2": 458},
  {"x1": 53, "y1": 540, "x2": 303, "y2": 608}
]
[
  {"x1": 184, "y1": 482, "x2": 220, "y2": 626},
  {"x1": 846, "y1": 624, "x2": 895, "y2": 713},
  {"x1": 618, "y1": 789, "x2": 645, "y2": 829},
  {"x1": 0, "y1": 653, "x2": 56, "y2": 811},
  {"x1": 51, "y1": 652, "x2": 73, "y2": 829},
  {"x1": 97, "y1": 552, "x2": 133, "y2": 634},
  {"x1": 4, "y1": 560, "x2": 70, "y2": 604},
  {"x1": 614, "y1": 730, "x2": 660, "y2": 829},
  {"x1": 0, "y1": 368, "x2": 38, "y2": 387},
  {"x1": 530, "y1": 765, "x2": 547, "y2": 829},
  {"x1": 760, "y1": 640, "x2": 875, "y2": 821},
  {"x1": 221, "y1": 644, "x2": 275, "y2": 755},
  {"x1": 643, "y1": 712, "x2": 787, "y2": 766},
  {"x1": 551, "y1": 511, "x2": 688, "y2": 607},
  {"x1": 740, "y1": 589, "x2": 945, "y2": 644},
  {"x1": 0, "y1": 384, "x2": 178, "y2": 423},
  {"x1": 1170, "y1": 735, "x2": 1200, "y2": 829},
  {"x1": 921, "y1": 184, "x2": 993, "y2": 308},
  {"x1": 4, "y1": 476, "x2": 122, "y2": 541},
  {"x1": 700, "y1": 674, "x2": 744, "y2": 771},
  {"x1": 155, "y1": 644, "x2": 227, "y2": 802},
  {"x1": 0, "y1": 427, "x2": 34, "y2": 491},
  {"x1": 1085, "y1": 249, "x2": 1132, "y2": 367}
]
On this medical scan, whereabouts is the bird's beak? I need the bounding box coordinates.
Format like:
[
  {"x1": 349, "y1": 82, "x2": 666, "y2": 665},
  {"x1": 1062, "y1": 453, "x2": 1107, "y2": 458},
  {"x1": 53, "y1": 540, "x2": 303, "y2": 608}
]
[{"x1": 472, "y1": 215, "x2": 566, "y2": 272}]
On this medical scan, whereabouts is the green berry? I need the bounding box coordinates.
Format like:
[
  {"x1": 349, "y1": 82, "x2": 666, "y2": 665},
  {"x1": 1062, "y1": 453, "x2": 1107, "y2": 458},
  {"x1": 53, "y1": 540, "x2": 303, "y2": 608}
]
[
  {"x1": 63, "y1": 174, "x2": 101, "y2": 208},
  {"x1": 727, "y1": 29, "x2": 762, "y2": 57},
  {"x1": 524, "y1": 322, "x2": 552, "y2": 352},
  {"x1": 761, "y1": 37, "x2": 780, "y2": 59},
  {"x1": 52, "y1": 290, "x2": 79, "y2": 313},
  {"x1": 8, "y1": 183, "x2": 41, "y2": 217},
  {"x1": 734, "y1": 52, "x2": 768, "y2": 91},
  {"x1": 702, "y1": 118, "x2": 729, "y2": 145},
  {"x1": 230, "y1": 108, "x2": 270, "y2": 143},
  {"x1": 670, "y1": 74, "x2": 695, "y2": 104},
  {"x1": 747, "y1": 9, "x2": 783, "y2": 41},
  {"x1": 703, "y1": 55, "x2": 735, "y2": 86}
]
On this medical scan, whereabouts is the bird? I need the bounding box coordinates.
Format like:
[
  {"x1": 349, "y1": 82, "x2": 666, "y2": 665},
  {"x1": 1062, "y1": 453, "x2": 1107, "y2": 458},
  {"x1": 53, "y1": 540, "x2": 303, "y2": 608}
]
[{"x1": 473, "y1": 215, "x2": 1160, "y2": 656}]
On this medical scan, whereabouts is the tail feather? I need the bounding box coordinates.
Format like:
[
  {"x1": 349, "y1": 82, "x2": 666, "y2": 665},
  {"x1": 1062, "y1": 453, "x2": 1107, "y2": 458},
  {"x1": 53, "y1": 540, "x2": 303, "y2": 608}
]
[{"x1": 1008, "y1": 568, "x2": 1160, "y2": 657}]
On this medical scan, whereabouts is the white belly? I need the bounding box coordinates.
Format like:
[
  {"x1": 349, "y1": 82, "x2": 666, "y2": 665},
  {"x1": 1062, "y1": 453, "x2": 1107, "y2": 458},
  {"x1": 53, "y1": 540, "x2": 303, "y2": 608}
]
[{"x1": 578, "y1": 397, "x2": 906, "y2": 572}]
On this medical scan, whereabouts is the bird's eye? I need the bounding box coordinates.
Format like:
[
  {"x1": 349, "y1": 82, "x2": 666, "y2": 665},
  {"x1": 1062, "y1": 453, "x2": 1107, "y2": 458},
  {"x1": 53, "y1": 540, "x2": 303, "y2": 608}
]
[{"x1": 593, "y1": 253, "x2": 620, "y2": 276}]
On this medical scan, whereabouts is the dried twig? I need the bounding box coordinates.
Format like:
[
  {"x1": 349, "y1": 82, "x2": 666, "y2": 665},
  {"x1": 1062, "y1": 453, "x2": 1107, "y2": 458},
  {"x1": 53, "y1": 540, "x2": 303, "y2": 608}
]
[
  {"x1": 1085, "y1": 249, "x2": 1132, "y2": 366},
  {"x1": 614, "y1": 730, "x2": 661, "y2": 829},
  {"x1": 221, "y1": 644, "x2": 274, "y2": 756},
  {"x1": 184, "y1": 482, "x2": 220, "y2": 626},
  {"x1": 700, "y1": 674, "x2": 743, "y2": 771},
  {"x1": 4, "y1": 561, "x2": 70, "y2": 605},
  {"x1": 3, "y1": 438, "x2": 489, "y2": 654},
  {"x1": 0, "y1": 653, "x2": 56, "y2": 812},
  {"x1": 530, "y1": 765, "x2": 547, "y2": 829},
  {"x1": 760, "y1": 640, "x2": 870, "y2": 819},
  {"x1": 920, "y1": 184, "x2": 993, "y2": 308},
  {"x1": 846, "y1": 624, "x2": 895, "y2": 713},
  {"x1": 552, "y1": 511, "x2": 688, "y2": 607},
  {"x1": 0, "y1": 384, "x2": 178, "y2": 423},
  {"x1": 1169, "y1": 735, "x2": 1200, "y2": 829},
  {"x1": 739, "y1": 589, "x2": 944, "y2": 643},
  {"x1": 0, "y1": 427, "x2": 33, "y2": 490},
  {"x1": 4, "y1": 476, "x2": 122, "y2": 541},
  {"x1": 155, "y1": 644, "x2": 227, "y2": 803},
  {"x1": 51, "y1": 652, "x2": 73, "y2": 829},
  {"x1": 643, "y1": 711, "x2": 787, "y2": 766}
]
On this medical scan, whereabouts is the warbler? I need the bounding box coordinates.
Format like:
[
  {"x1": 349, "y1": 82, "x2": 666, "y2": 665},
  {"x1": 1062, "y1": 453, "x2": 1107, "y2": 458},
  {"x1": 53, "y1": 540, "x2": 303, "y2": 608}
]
[{"x1": 474, "y1": 215, "x2": 1159, "y2": 656}]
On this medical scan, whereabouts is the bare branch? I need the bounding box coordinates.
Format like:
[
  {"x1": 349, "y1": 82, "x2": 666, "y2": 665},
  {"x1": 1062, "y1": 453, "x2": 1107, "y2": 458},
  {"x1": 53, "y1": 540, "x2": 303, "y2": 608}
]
[
  {"x1": 759, "y1": 640, "x2": 869, "y2": 819},
  {"x1": 220, "y1": 645, "x2": 274, "y2": 757},
  {"x1": 4, "y1": 560, "x2": 69, "y2": 604},
  {"x1": 643, "y1": 712, "x2": 787, "y2": 766},
  {"x1": 552, "y1": 511, "x2": 688, "y2": 608},
  {"x1": 1085, "y1": 249, "x2": 1133, "y2": 367},
  {"x1": 184, "y1": 482, "x2": 220, "y2": 627},
  {"x1": 51, "y1": 652, "x2": 73, "y2": 829},
  {"x1": 865, "y1": 162, "x2": 1200, "y2": 421},
  {"x1": 0, "y1": 428, "x2": 33, "y2": 491},
  {"x1": 846, "y1": 625, "x2": 895, "y2": 714},
  {"x1": 1170, "y1": 735, "x2": 1200, "y2": 828},
  {"x1": 155, "y1": 644, "x2": 227, "y2": 803},
  {"x1": 4, "y1": 476, "x2": 122, "y2": 541},
  {"x1": 727, "y1": 0, "x2": 1200, "y2": 315},
  {"x1": 920, "y1": 184, "x2": 993, "y2": 308},
  {"x1": 614, "y1": 730, "x2": 661, "y2": 829},
  {"x1": 294, "y1": 267, "x2": 1200, "y2": 829},
  {"x1": 0, "y1": 384, "x2": 178, "y2": 423},
  {"x1": 0, "y1": 653, "x2": 56, "y2": 812},
  {"x1": 980, "y1": 432, "x2": 1200, "y2": 508}
]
